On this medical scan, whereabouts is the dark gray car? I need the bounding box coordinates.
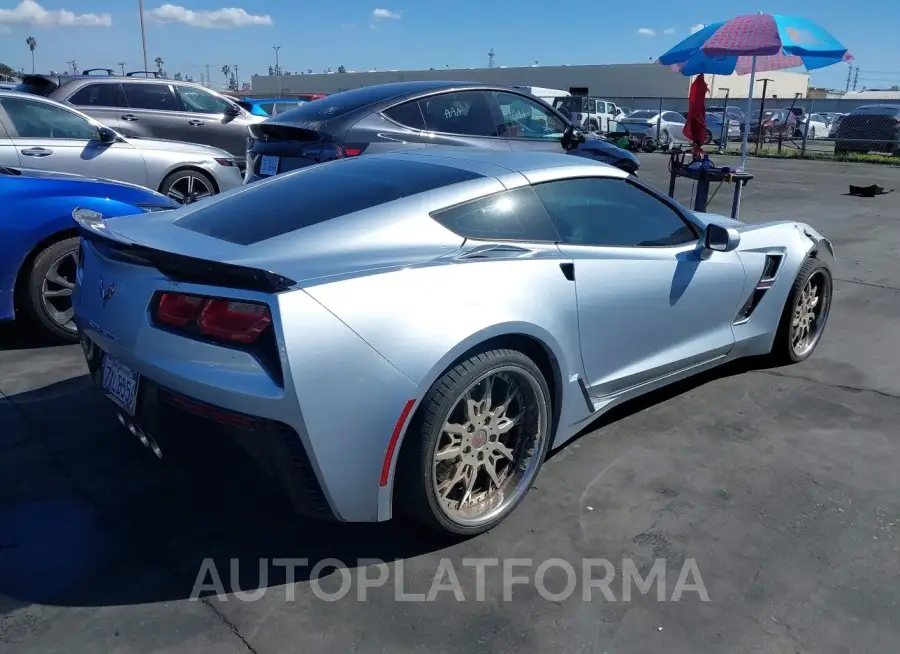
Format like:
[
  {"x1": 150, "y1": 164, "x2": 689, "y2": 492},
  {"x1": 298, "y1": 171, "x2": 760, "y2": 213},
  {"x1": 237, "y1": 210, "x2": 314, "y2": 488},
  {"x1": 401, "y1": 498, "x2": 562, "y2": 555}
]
[
  {"x1": 13, "y1": 71, "x2": 263, "y2": 169},
  {"x1": 244, "y1": 81, "x2": 640, "y2": 183}
]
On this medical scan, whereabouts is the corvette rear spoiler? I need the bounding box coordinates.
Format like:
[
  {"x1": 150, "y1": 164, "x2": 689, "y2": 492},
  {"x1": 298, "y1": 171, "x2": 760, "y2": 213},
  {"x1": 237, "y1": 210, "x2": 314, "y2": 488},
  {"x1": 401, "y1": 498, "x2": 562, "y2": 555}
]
[{"x1": 73, "y1": 208, "x2": 296, "y2": 294}]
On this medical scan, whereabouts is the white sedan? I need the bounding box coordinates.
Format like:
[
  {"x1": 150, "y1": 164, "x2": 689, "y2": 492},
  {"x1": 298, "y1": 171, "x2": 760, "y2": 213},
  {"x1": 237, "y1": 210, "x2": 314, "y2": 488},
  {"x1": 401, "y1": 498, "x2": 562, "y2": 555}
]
[{"x1": 801, "y1": 113, "x2": 831, "y2": 140}]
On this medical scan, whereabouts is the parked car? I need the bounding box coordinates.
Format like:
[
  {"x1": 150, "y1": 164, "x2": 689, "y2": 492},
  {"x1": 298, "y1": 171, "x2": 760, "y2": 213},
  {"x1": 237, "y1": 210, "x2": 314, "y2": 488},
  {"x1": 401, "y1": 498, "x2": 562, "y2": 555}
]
[
  {"x1": 800, "y1": 113, "x2": 830, "y2": 139},
  {"x1": 618, "y1": 109, "x2": 688, "y2": 148},
  {"x1": 827, "y1": 113, "x2": 846, "y2": 138},
  {"x1": 0, "y1": 166, "x2": 176, "y2": 341},
  {"x1": 704, "y1": 112, "x2": 742, "y2": 144},
  {"x1": 835, "y1": 105, "x2": 900, "y2": 156},
  {"x1": 551, "y1": 96, "x2": 626, "y2": 132},
  {"x1": 235, "y1": 97, "x2": 306, "y2": 117},
  {"x1": 0, "y1": 90, "x2": 243, "y2": 204},
  {"x1": 12, "y1": 71, "x2": 264, "y2": 169},
  {"x1": 73, "y1": 148, "x2": 834, "y2": 537},
  {"x1": 244, "y1": 81, "x2": 640, "y2": 183},
  {"x1": 297, "y1": 93, "x2": 328, "y2": 102},
  {"x1": 707, "y1": 105, "x2": 748, "y2": 128},
  {"x1": 750, "y1": 109, "x2": 797, "y2": 141}
]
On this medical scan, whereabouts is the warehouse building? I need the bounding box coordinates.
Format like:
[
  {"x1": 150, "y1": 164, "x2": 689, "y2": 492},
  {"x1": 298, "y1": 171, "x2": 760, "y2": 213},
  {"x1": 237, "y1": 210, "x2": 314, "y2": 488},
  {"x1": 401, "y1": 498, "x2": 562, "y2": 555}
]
[{"x1": 251, "y1": 63, "x2": 810, "y2": 103}]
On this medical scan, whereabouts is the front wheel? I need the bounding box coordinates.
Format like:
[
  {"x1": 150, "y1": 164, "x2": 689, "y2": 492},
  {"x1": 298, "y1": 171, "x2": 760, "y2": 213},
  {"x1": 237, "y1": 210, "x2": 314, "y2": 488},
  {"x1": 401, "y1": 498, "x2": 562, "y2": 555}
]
[
  {"x1": 398, "y1": 349, "x2": 552, "y2": 537},
  {"x1": 809, "y1": 127, "x2": 817, "y2": 139},
  {"x1": 767, "y1": 258, "x2": 833, "y2": 365},
  {"x1": 22, "y1": 237, "x2": 80, "y2": 343},
  {"x1": 160, "y1": 169, "x2": 216, "y2": 205}
]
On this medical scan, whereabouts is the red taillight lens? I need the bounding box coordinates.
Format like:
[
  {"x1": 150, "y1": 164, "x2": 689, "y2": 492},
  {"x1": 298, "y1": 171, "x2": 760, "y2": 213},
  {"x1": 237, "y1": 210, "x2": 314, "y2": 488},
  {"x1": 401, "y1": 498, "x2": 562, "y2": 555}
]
[
  {"x1": 340, "y1": 144, "x2": 367, "y2": 158},
  {"x1": 157, "y1": 293, "x2": 204, "y2": 326},
  {"x1": 154, "y1": 293, "x2": 272, "y2": 344},
  {"x1": 197, "y1": 299, "x2": 272, "y2": 344}
]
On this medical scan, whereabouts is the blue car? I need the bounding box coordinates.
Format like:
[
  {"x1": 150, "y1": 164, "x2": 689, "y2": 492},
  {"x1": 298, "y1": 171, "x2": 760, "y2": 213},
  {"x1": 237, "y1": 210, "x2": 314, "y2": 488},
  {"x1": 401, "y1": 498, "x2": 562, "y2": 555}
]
[
  {"x1": 1, "y1": 167, "x2": 177, "y2": 341},
  {"x1": 235, "y1": 97, "x2": 305, "y2": 117}
]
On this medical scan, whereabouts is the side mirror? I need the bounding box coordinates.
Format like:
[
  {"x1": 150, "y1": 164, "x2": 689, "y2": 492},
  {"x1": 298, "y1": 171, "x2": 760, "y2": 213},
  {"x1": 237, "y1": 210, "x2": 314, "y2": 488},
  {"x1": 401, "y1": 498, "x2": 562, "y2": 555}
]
[
  {"x1": 97, "y1": 126, "x2": 118, "y2": 143},
  {"x1": 704, "y1": 223, "x2": 741, "y2": 252},
  {"x1": 225, "y1": 103, "x2": 242, "y2": 117},
  {"x1": 561, "y1": 124, "x2": 586, "y2": 150}
]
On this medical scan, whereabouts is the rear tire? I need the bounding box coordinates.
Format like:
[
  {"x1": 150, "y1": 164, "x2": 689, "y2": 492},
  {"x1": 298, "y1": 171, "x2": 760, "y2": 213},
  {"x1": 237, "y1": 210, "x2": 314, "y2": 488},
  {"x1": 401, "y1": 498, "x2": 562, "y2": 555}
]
[
  {"x1": 766, "y1": 258, "x2": 832, "y2": 366},
  {"x1": 397, "y1": 348, "x2": 552, "y2": 537},
  {"x1": 22, "y1": 237, "x2": 80, "y2": 343}
]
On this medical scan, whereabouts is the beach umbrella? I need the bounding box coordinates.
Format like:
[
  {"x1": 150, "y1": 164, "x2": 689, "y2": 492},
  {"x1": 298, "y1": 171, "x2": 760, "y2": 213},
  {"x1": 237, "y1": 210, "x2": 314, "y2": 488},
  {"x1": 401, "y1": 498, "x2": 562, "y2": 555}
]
[{"x1": 658, "y1": 13, "x2": 852, "y2": 170}]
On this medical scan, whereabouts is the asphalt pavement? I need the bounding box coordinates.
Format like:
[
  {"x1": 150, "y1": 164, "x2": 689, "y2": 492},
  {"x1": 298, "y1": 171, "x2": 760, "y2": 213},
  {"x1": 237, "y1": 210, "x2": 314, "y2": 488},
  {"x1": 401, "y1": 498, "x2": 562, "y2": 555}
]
[{"x1": 2, "y1": 155, "x2": 900, "y2": 653}]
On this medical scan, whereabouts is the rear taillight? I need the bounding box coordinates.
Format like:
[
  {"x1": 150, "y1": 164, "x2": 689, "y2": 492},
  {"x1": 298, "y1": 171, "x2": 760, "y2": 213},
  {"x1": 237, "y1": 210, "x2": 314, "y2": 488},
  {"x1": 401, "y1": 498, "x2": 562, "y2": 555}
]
[
  {"x1": 154, "y1": 292, "x2": 271, "y2": 344},
  {"x1": 338, "y1": 144, "x2": 368, "y2": 158}
]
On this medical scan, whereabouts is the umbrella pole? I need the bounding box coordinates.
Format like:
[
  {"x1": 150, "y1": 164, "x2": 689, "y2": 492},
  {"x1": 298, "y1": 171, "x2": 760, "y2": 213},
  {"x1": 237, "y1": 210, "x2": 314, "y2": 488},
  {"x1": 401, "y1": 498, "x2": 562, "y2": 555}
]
[{"x1": 739, "y1": 55, "x2": 758, "y2": 172}]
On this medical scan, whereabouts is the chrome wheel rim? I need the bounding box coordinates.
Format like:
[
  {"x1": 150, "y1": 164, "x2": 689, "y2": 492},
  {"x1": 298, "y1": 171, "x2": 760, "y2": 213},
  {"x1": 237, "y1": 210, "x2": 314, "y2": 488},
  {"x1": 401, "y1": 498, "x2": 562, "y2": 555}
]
[
  {"x1": 432, "y1": 366, "x2": 547, "y2": 527},
  {"x1": 41, "y1": 249, "x2": 78, "y2": 333},
  {"x1": 660, "y1": 130, "x2": 670, "y2": 146},
  {"x1": 791, "y1": 271, "x2": 829, "y2": 357},
  {"x1": 166, "y1": 174, "x2": 213, "y2": 204}
]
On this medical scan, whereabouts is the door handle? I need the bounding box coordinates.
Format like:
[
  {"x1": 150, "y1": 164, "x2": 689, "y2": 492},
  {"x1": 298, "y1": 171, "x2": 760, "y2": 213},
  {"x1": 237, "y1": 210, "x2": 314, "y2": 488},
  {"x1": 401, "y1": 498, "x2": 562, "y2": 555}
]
[
  {"x1": 21, "y1": 147, "x2": 53, "y2": 157},
  {"x1": 188, "y1": 120, "x2": 205, "y2": 126},
  {"x1": 121, "y1": 114, "x2": 139, "y2": 122}
]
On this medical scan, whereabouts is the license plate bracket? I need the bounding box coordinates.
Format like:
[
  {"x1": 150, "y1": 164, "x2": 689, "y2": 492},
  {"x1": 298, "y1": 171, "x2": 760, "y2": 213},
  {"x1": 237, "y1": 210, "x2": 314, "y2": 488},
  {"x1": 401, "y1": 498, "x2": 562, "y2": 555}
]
[
  {"x1": 260, "y1": 155, "x2": 280, "y2": 176},
  {"x1": 101, "y1": 354, "x2": 140, "y2": 416}
]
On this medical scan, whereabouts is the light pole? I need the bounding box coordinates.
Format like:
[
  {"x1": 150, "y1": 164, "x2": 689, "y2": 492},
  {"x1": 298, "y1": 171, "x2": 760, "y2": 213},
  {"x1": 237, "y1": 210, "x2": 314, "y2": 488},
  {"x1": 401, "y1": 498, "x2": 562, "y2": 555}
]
[
  {"x1": 138, "y1": 0, "x2": 149, "y2": 72},
  {"x1": 273, "y1": 46, "x2": 281, "y2": 98},
  {"x1": 717, "y1": 87, "x2": 730, "y2": 153}
]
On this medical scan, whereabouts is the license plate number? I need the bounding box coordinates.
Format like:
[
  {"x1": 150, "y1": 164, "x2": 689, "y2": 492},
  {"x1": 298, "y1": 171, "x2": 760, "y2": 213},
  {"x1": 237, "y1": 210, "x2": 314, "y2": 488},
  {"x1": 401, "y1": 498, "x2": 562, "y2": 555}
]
[
  {"x1": 102, "y1": 355, "x2": 140, "y2": 416},
  {"x1": 259, "y1": 155, "x2": 279, "y2": 176}
]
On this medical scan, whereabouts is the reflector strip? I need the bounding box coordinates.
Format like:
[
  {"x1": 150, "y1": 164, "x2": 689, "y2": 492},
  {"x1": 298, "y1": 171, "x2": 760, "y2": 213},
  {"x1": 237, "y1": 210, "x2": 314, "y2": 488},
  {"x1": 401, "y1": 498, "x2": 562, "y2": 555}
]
[{"x1": 379, "y1": 399, "x2": 416, "y2": 487}]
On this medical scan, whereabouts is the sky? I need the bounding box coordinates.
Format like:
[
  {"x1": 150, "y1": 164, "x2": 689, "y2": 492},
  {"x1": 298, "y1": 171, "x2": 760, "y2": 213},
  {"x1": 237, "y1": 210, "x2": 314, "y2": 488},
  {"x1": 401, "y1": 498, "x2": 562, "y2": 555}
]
[{"x1": 1, "y1": 0, "x2": 899, "y2": 91}]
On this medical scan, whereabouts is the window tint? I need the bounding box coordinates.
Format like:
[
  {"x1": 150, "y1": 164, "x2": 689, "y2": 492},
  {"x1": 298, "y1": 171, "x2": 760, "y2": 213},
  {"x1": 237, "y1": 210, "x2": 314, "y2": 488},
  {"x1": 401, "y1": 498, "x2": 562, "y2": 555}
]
[
  {"x1": 68, "y1": 83, "x2": 125, "y2": 108},
  {"x1": 121, "y1": 83, "x2": 178, "y2": 111},
  {"x1": 258, "y1": 102, "x2": 276, "y2": 115},
  {"x1": 431, "y1": 186, "x2": 559, "y2": 242},
  {"x1": 533, "y1": 177, "x2": 697, "y2": 248},
  {"x1": 176, "y1": 85, "x2": 232, "y2": 114},
  {"x1": 383, "y1": 100, "x2": 426, "y2": 130},
  {"x1": 175, "y1": 158, "x2": 484, "y2": 245},
  {"x1": 418, "y1": 91, "x2": 498, "y2": 137},
  {"x1": 0, "y1": 97, "x2": 98, "y2": 140},
  {"x1": 663, "y1": 111, "x2": 685, "y2": 123},
  {"x1": 493, "y1": 91, "x2": 566, "y2": 139}
]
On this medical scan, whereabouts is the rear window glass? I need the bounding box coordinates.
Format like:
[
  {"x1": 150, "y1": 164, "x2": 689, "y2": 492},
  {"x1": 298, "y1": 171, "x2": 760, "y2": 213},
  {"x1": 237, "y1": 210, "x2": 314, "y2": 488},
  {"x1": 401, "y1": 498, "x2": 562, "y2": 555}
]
[
  {"x1": 175, "y1": 157, "x2": 484, "y2": 245},
  {"x1": 276, "y1": 86, "x2": 409, "y2": 123},
  {"x1": 627, "y1": 110, "x2": 657, "y2": 119},
  {"x1": 13, "y1": 78, "x2": 57, "y2": 97},
  {"x1": 851, "y1": 105, "x2": 900, "y2": 116}
]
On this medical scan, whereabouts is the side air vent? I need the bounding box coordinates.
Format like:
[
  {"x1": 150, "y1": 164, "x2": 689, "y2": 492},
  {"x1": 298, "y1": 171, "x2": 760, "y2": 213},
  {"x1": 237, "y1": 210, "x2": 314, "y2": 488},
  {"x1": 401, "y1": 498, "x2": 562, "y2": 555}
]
[{"x1": 735, "y1": 253, "x2": 785, "y2": 323}]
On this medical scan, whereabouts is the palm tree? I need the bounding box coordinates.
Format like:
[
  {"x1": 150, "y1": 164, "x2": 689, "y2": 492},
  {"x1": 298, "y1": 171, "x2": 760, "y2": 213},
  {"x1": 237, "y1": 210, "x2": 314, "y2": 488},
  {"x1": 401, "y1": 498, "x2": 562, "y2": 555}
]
[
  {"x1": 154, "y1": 56, "x2": 164, "y2": 75},
  {"x1": 221, "y1": 64, "x2": 231, "y2": 87},
  {"x1": 25, "y1": 36, "x2": 36, "y2": 74}
]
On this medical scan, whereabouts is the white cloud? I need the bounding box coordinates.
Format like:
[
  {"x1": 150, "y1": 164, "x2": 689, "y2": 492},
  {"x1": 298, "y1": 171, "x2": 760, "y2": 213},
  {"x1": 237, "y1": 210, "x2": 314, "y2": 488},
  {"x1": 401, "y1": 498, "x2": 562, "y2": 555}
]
[
  {"x1": 145, "y1": 4, "x2": 272, "y2": 28},
  {"x1": 0, "y1": 0, "x2": 111, "y2": 28},
  {"x1": 637, "y1": 27, "x2": 656, "y2": 36},
  {"x1": 663, "y1": 27, "x2": 675, "y2": 35},
  {"x1": 690, "y1": 23, "x2": 705, "y2": 34},
  {"x1": 372, "y1": 8, "x2": 401, "y2": 20}
]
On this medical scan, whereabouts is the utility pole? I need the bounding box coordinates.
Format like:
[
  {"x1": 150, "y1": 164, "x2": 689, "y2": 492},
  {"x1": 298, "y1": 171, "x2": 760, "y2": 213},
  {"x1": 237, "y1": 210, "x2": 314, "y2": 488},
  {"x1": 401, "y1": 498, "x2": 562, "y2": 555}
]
[
  {"x1": 845, "y1": 64, "x2": 853, "y2": 92},
  {"x1": 66, "y1": 60, "x2": 75, "y2": 74},
  {"x1": 138, "y1": 0, "x2": 149, "y2": 72},
  {"x1": 273, "y1": 46, "x2": 281, "y2": 97},
  {"x1": 234, "y1": 64, "x2": 240, "y2": 91},
  {"x1": 117, "y1": 62, "x2": 126, "y2": 75},
  {"x1": 205, "y1": 64, "x2": 211, "y2": 87},
  {"x1": 488, "y1": 48, "x2": 495, "y2": 68},
  {"x1": 852, "y1": 66, "x2": 859, "y2": 91}
]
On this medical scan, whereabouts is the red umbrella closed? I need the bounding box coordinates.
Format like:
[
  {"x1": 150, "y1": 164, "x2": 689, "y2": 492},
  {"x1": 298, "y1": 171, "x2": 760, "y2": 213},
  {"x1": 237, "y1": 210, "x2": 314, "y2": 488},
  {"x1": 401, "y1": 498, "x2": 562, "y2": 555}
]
[{"x1": 683, "y1": 73, "x2": 708, "y2": 155}]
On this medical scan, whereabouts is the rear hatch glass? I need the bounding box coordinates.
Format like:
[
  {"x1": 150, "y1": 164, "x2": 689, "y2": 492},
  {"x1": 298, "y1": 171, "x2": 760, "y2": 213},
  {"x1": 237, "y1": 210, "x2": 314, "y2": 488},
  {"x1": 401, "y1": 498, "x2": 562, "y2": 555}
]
[
  {"x1": 13, "y1": 76, "x2": 59, "y2": 96},
  {"x1": 175, "y1": 157, "x2": 483, "y2": 245}
]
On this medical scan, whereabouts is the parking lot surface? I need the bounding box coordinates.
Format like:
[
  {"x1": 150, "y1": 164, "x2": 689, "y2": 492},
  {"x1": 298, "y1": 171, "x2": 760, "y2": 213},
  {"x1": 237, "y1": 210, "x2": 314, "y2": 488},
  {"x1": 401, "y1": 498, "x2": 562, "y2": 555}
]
[{"x1": 2, "y1": 155, "x2": 900, "y2": 653}]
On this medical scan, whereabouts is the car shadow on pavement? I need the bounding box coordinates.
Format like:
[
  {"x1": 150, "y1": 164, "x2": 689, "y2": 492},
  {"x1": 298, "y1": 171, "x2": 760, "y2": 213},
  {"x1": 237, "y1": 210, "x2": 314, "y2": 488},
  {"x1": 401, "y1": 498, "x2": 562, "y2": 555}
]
[
  {"x1": 0, "y1": 322, "x2": 71, "y2": 352},
  {"x1": 1, "y1": 356, "x2": 770, "y2": 611}
]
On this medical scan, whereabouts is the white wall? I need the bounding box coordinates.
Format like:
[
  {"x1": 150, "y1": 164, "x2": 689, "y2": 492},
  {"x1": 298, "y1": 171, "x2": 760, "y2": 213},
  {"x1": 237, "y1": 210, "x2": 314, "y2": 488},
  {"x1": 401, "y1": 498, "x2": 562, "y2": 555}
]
[{"x1": 703, "y1": 71, "x2": 810, "y2": 99}]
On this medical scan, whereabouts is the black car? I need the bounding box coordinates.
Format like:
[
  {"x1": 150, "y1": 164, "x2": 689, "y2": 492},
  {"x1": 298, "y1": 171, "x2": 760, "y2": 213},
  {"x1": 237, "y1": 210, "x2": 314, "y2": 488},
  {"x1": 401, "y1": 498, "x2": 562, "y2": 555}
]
[
  {"x1": 245, "y1": 81, "x2": 640, "y2": 183},
  {"x1": 835, "y1": 105, "x2": 900, "y2": 156}
]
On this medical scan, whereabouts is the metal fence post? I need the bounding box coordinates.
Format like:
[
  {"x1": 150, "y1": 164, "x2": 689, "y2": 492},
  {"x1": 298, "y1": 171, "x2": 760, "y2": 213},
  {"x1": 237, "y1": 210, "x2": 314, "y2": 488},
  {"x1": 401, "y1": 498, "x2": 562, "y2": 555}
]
[
  {"x1": 800, "y1": 97, "x2": 812, "y2": 156},
  {"x1": 656, "y1": 97, "x2": 663, "y2": 145},
  {"x1": 718, "y1": 89, "x2": 729, "y2": 153}
]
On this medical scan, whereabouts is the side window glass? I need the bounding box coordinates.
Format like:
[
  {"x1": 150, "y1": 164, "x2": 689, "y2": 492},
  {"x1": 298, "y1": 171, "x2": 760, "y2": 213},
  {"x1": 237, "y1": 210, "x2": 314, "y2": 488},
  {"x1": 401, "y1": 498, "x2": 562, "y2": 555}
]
[
  {"x1": 383, "y1": 100, "x2": 426, "y2": 130},
  {"x1": 532, "y1": 177, "x2": 697, "y2": 247},
  {"x1": 176, "y1": 86, "x2": 232, "y2": 114},
  {"x1": 493, "y1": 91, "x2": 567, "y2": 140},
  {"x1": 0, "y1": 97, "x2": 97, "y2": 140},
  {"x1": 121, "y1": 83, "x2": 179, "y2": 111},
  {"x1": 68, "y1": 83, "x2": 125, "y2": 108},
  {"x1": 418, "y1": 91, "x2": 497, "y2": 137},
  {"x1": 259, "y1": 102, "x2": 276, "y2": 115},
  {"x1": 430, "y1": 186, "x2": 559, "y2": 242}
]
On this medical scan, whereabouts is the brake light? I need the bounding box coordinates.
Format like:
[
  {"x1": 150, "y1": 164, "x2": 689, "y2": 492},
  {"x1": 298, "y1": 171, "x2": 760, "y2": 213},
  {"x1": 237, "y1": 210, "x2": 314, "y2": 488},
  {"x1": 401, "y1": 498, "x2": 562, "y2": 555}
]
[
  {"x1": 154, "y1": 292, "x2": 271, "y2": 344},
  {"x1": 339, "y1": 144, "x2": 367, "y2": 158},
  {"x1": 198, "y1": 300, "x2": 271, "y2": 344}
]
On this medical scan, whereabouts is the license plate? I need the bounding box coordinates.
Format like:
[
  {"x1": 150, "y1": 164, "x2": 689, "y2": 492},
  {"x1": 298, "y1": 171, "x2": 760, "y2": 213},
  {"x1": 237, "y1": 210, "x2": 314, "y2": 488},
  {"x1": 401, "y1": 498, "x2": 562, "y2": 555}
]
[
  {"x1": 259, "y1": 155, "x2": 279, "y2": 176},
  {"x1": 102, "y1": 354, "x2": 140, "y2": 416}
]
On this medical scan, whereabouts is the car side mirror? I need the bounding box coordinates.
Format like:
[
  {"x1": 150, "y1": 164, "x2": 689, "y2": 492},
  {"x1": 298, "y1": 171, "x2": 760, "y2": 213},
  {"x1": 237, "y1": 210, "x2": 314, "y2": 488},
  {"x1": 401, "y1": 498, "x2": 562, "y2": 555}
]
[
  {"x1": 97, "y1": 126, "x2": 118, "y2": 144},
  {"x1": 704, "y1": 223, "x2": 741, "y2": 252},
  {"x1": 562, "y1": 124, "x2": 586, "y2": 150},
  {"x1": 225, "y1": 103, "x2": 241, "y2": 117}
]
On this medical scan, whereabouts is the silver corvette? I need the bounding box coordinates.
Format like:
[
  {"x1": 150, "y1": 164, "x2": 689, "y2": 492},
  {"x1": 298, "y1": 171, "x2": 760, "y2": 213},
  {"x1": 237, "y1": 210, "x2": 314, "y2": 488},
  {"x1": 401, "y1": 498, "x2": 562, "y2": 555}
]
[{"x1": 72, "y1": 149, "x2": 834, "y2": 536}]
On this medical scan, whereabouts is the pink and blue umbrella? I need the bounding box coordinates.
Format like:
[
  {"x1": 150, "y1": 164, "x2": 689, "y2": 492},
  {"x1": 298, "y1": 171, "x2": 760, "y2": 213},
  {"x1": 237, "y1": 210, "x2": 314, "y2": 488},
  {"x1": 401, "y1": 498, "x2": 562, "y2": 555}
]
[{"x1": 658, "y1": 13, "x2": 852, "y2": 169}]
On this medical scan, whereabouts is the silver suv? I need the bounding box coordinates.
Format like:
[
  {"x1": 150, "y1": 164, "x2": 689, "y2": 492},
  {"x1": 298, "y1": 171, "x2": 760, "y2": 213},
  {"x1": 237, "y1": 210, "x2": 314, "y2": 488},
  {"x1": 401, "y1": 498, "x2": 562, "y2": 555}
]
[{"x1": 14, "y1": 70, "x2": 263, "y2": 169}]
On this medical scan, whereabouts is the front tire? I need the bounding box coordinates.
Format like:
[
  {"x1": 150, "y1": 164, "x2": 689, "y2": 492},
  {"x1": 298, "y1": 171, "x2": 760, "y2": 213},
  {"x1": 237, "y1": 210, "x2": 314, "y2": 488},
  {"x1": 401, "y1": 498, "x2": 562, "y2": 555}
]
[
  {"x1": 398, "y1": 348, "x2": 552, "y2": 537},
  {"x1": 22, "y1": 237, "x2": 80, "y2": 343},
  {"x1": 767, "y1": 258, "x2": 833, "y2": 365},
  {"x1": 160, "y1": 169, "x2": 216, "y2": 205}
]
